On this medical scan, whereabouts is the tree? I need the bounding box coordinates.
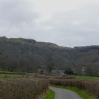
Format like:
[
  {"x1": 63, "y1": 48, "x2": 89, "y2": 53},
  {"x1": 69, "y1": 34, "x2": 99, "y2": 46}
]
[
  {"x1": 85, "y1": 65, "x2": 99, "y2": 76},
  {"x1": 46, "y1": 61, "x2": 55, "y2": 74},
  {"x1": 64, "y1": 67, "x2": 74, "y2": 75},
  {"x1": 7, "y1": 59, "x2": 18, "y2": 72}
]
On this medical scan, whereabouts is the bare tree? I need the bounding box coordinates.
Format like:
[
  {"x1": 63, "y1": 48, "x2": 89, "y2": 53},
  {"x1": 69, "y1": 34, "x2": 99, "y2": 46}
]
[{"x1": 47, "y1": 61, "x2": 55, "y2": 74}]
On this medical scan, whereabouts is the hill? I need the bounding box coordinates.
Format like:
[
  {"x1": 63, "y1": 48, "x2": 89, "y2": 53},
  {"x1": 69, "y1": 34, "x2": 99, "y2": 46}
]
[{"x1": 0, "y1": 36, "x2": 99, "y2": 76}]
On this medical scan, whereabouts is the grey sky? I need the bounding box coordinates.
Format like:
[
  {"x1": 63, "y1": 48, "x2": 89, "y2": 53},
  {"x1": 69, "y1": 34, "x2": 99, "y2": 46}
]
[{"x1": 0, "y1": 0, "x2": 99, "y2": 47}]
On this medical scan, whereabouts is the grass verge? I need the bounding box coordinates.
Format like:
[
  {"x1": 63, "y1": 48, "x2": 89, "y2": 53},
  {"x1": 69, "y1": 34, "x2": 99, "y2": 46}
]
[
  {"x1": 43, "y1": 89, "x2": 55, "y2": 99},
  {"x1": 50, "y1": 85, "x2": 96, "y2": 99}
]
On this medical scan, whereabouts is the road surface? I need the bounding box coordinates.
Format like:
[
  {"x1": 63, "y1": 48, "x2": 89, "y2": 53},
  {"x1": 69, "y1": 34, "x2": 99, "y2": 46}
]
[{"x1": 49, "y1": 87, "x2": 82, "y2": 99}]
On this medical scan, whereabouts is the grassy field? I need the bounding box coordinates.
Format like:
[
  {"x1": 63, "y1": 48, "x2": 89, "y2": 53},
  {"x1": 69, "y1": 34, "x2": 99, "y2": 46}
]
[
  {"x1": 0, "y1": 74, "x2": 23, "y2": 79},
  {"x1": 0, "y1": 71, "x2": 35, "y2": 79},
  {"x1": 76, "y1": 76, "x2": 99, "y2": 80}
]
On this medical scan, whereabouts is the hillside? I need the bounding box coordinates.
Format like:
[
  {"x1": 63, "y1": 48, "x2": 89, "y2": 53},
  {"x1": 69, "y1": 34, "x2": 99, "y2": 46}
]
[{"x1": 0, "y1": 36, "x2": 99, "y2": 76}]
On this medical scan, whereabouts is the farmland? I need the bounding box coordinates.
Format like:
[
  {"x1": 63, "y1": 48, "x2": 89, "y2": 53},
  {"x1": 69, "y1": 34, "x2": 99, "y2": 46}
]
[{"x1": 0, "y1": 71, "x2": 99, "y2": 99}]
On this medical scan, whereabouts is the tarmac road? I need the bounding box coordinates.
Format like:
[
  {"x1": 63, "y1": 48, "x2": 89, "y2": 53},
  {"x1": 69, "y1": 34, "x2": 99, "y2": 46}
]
[{"x1": 49, "y1": 87, "x2": 82, "y2": 99}]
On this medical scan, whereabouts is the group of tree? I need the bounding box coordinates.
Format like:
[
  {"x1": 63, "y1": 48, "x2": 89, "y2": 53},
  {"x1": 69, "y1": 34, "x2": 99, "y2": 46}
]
[{"x1": 0, "y1": 37, "x2": 99, "y2": 76}]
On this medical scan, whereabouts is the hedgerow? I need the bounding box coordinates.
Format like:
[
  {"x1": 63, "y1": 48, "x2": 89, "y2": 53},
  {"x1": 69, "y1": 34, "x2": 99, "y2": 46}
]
[
  {"x1": 0, "y1": 78, "x2": 48, "y2": 99},
  {"x1": 49, "y1": 79, "x2": 99, "y2": 99},
  {"x1": 34, "y1": 75, "x2": 75, "y2": 79}
]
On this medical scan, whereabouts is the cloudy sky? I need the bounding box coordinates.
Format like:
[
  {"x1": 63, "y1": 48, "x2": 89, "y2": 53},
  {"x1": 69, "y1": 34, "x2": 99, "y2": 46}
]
[{"x1": 0, "y1": 0, "x2": 99, "y2": 47}]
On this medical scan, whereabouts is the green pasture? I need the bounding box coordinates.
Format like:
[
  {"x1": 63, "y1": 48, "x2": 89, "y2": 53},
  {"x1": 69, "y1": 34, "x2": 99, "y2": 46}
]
[{"x1": 0, "y1": 71, "x2": 35, "y2": 79}]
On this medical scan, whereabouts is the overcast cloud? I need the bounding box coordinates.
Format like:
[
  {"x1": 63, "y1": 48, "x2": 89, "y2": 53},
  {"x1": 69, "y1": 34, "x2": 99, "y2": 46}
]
[{"x1": 0, "y1": 0, "x2": 99, "y2": 47}]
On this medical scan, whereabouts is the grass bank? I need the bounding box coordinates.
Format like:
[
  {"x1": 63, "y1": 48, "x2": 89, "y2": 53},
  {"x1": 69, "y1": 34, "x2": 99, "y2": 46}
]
[
  {"x1": 50, "y1": 85, "x2": 96, "y2": 99},
  {"x1": 43, "y1": 89, "x2": 55, "y2": 99}
]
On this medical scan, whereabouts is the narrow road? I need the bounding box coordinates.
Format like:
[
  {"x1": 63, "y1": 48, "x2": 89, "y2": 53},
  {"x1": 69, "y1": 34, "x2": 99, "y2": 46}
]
[{"x1": 49, "y1": 87, "x2": 82, "y2": 99}]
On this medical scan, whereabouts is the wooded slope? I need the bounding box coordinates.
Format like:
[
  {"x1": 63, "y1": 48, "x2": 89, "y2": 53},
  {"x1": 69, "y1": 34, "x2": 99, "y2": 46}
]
[{"x1": 0, "y1": 37, "x2": 99, "y2": 76}]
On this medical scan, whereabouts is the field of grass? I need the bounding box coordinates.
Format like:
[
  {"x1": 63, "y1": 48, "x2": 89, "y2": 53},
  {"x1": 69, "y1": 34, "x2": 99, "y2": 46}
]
[
  {"x1": 43, "y1": 89, "x2": 55, "y2": 99},
  {"x1": 0, "y1": 71, "x2": 35, "y2": 79},
  {"x1": 76, "y1": 76, "x2": 99, "y2": 80},
  {"x1": 0, "y1": 74, "x2": 23, "y2": 79},
  {"x1": 51, "y1": 85, "x2": 96, "y2": 99}
]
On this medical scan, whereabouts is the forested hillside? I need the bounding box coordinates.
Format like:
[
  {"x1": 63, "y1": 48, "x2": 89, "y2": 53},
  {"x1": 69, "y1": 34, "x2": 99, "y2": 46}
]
[{"x1": 0, "y1": 37, "x2": 99, "y2": 76}]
